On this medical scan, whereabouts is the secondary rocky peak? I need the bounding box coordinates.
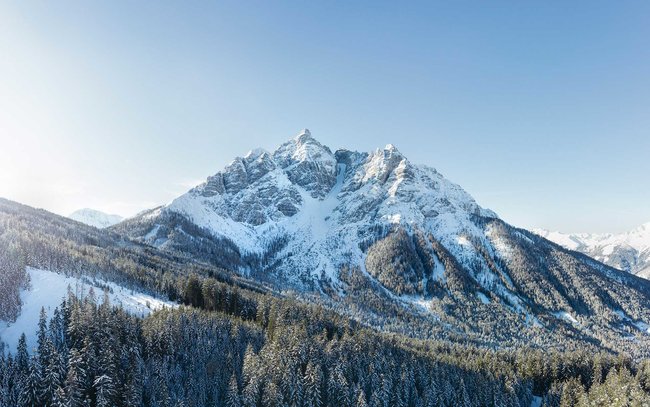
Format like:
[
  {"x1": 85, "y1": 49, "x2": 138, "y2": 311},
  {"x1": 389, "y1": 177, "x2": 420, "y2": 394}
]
[
  {"x1": 245, "y1": 147, "x2": 270, "y2": 160},
  {"x1": 533, "y1": 221, "x2": 650, "y2": 276},
  {"x1": 68, "y1": 209, "x2": 123, "y2": 228},
  {"x1": 361, "y1": 144, "x2": 408, "y2": 184}
]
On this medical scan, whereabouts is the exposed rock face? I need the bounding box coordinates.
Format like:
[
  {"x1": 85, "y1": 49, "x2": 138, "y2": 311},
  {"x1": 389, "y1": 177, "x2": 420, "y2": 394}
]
[
  {"x1": 273, "y1": 129, "x2": 337, "y2": 198},
  {"x1": 190, "y1": 129, "x2": 336, "y2": 226}
]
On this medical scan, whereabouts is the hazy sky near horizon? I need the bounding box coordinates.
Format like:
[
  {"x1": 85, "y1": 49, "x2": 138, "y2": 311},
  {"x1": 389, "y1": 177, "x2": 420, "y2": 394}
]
[{"x1": 1, "y1": 1, "x2": 649, "y2": 233}]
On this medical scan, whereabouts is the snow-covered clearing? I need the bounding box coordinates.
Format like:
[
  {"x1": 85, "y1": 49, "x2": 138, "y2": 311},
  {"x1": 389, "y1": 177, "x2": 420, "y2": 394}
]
[
  {"x1": 0, "y1": 267, "x2": 177, "y2": 353},
  {"x1": 614, "y1": 309, "x2": 650, "y2": 334},
  {"x1": 553, "y1": 311, "x2": 578, "y2": 325},
  {"x1": 477, "y1": 292, "x2": 491, "y2": 304}
]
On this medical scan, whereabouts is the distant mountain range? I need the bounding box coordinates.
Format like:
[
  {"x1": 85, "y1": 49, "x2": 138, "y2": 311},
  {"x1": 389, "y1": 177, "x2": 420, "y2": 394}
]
[
  {"x1": 533, "y1": 223, "x2": 650, "y2": 279},
  {"x1": 69, "y1": 208, "x2": 123, "y2": 228}
]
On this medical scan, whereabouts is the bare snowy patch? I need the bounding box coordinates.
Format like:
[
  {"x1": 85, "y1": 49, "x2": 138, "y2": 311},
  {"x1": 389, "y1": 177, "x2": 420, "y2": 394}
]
[
  {"x1": 553, "y1": 311, "x2": 579, "y2": 325},
  {"x1": 0, "y1": 267, "x2": 177, "y2": 353}
]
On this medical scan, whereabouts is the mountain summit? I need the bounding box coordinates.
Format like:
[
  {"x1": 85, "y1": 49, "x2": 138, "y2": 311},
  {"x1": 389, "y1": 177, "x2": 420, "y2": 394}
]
[{"x1": 115, "y1": 129, "x2": 650, "y2": 351}]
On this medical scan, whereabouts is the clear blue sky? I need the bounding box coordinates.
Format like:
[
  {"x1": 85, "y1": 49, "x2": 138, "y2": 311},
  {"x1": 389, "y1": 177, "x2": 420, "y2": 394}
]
[{"x1": 0, "y1": 1, "x2": 648, "y2": 233}]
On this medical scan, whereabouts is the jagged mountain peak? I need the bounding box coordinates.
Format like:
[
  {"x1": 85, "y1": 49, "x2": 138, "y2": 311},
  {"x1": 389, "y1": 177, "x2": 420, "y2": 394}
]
[
  {"x1": 632, "y1": 221, "x2": 650, "y2": 235},
  {"x1": 361, "y1": 143, "x2": 408, "y2": 184},
  {"x1": 130, "y1": 128, "x2": 501, "y2": 283},
  {"x1": 295, "y1": 127, "x2": 312, "y2": 140},
  {"x1": 384, "y1": 143, "x2": 398, "y2": 152},
  {"x1": 179, "y1": 129, "x2": 493, "y2": 226},
  {"x1": 200, "y1": 131, "x2": 418, "y2": 202},
  {"x1": 274, "y1": 129, "x2": 335, "y2": 166}
]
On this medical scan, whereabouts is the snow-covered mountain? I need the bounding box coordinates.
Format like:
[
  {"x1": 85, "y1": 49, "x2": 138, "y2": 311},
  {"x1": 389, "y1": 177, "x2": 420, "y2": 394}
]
[
  {"x1": 119, "y1": 129, "x2": 497, "y2": 285},
  {"x1": 533, "y1": 223, "x2": 650, "y2": 279},
  {"x1": 69, "y1": 208, "x2": 123, "y2": 228},
  {"x1": 114, "y1": 129, "x2": 650, "y2": 350}
]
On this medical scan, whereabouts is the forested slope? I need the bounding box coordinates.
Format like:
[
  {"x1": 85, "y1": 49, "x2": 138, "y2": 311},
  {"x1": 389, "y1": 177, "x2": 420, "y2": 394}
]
[{"x1": 2, "y1": 198, "x2": 650, "y2": 406}]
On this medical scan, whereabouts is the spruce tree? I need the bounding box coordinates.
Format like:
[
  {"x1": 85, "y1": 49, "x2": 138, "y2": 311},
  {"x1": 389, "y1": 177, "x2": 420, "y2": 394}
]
[
  {"x1": 65, "y1": 348, "x2": 86, "y2": 407},
  {"x1": 226, "y1": 373, "x2": 242, "y2": 407},
  {"x1": 93, "y1": 374, "x2": 116, "y2": 407},
  {"x1": 303, "y1": 361, "x2": 323, "y2": 407},
  {"x1": 51, "y1": 386, "x2": 67, "y2": 407},
  {"x1": 19, "y1": 356, "x2": 42, "y2": 407},
  {"x1": 15, "y1": 333, "x2": 29, "y2": 376}
]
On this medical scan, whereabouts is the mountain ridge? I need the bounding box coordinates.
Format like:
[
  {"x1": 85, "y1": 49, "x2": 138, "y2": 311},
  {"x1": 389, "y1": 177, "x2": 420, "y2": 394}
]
[
  {"x1": 533, "y1": 223, "x2": 650, "y2": 279},
  {"x1": 69, "y1": 208, "x2": 124, "y2": 228}
]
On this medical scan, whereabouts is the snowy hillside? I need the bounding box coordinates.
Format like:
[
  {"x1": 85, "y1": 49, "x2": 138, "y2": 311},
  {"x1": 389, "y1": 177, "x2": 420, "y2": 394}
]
[
  {"x1": 69, "y1": 208, "x2": 124, "y2": 228},
  {"x1": 533, "y1": 222, "x2": 650, "y2": 278},
  {"x1": 0, "y1": 267, "x2": 177, "y2": 352}
]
